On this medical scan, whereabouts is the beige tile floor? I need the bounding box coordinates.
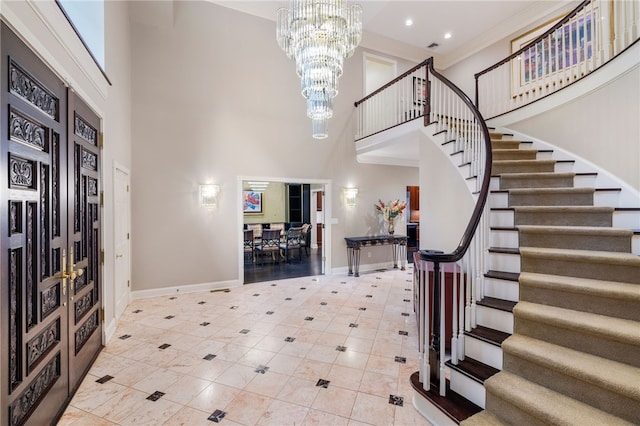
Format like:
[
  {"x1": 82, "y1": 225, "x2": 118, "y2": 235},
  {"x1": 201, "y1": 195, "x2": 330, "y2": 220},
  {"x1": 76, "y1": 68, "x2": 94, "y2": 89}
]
[{"x1": 58, "y1": 267, "x2": 432, "y2": 426}]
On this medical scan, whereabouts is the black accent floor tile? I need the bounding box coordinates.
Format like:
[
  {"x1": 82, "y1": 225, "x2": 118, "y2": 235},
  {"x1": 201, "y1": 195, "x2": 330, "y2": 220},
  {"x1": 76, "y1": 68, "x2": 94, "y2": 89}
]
[
  {"x1": 389, "y1": 395, "x2": 404, "y2": 406},
  {"x1": 395, "y1": 356, "x2": 407, "y2": 364},
  {"x1": 255, "y1": 365, "x2": 269, "y2": 374},
  {"x1": 253, "y1": 294, "x2": 260, "y2": 296},
  {"x1": 208, "y1": 409, "x2": 226, "y2": 423},
  {"x1": 132, "y1": 309, "x2": 142, "y2": 313},
  {"x1": 119, "y1": 334, "x2": 131, "y2": 340},
  {"x1": 239, "y1": 329, "x2": 250, "y2": 334},
  {"x1": 146, "y1": 391, "x2": 165, "y2": 401},
  {"x1": 230, "y1": 306, "x2": 238, "y2": 310},
  {"x1": 284, "y1": 337, "x2": 296, "y2": 342},
  {"x1": 165, "y1": 315, "x2": 174, "y2": 319},
  {"x1": 203, "y1": 354, "x2": 216, "y2": 361},
  {"x1": 198, "y1": 301, "x2": 206, "y2": 304},
  {"x1": 305, "y1": 317, "x2": 314, "y2": 321},
  {"x1": 340, "y1": 281, "x2": 347, "y2": 284},
  {"x1": 200, "y1": 322, "x2": 210, "y2": 326},
  {"x1": 316, "y1": 379, "x2": 330, "y2": 388},
  {"x1": 300, "y1": 287, "x2": 306, "y2": 290},
  {"x1": 96, "y1": 375, "x2": 114, "y2": 384},
  {"x1": 266, "y1": 311, "x2": 274, "y2": 315},
  {"x1": 349, "y1": 323, "x2": 358, "y2": 328},
  {"x1": 399, "y1": 330, "x2": 409, "y2": 336},
  {"x1": 376, "y1": 277, "x2": 382, "y2": 280},
  {"x1": 285, "y1": 298, "x2": 292, "y2": 301},
  {"x1": 271, "y1": 283, "x2": 277, "y2": 286},
  {"x1": 366, "y1": 295, "x2": 373, "y2": 298},
  {"x1": 359, "y1": 307, "x2": 367, "y2": 311},
  {"x1": 169, "y1": 296, "x2": 177, "y2": 300},
  {"x1": 403, "y1": 299, "x2": 411, "y2": 302},
  {"x1": 331, "y1": 291, "x2": 338, "y2": 294},
  {"x1": 158, "y1": 343, "x2": 171, "y2": 349},
  {"x1": 336, "y1": 346, "x2": 347, "y2": 352},
  {"x1": 320, "y1": 302, "x2": 328, "y2": 306},
  {"x1": 401, "y1": 313, "x2": 410, "y2": 317},
  {"x1": 372, "y1": 284, "x2": 378, "y2": 287}
]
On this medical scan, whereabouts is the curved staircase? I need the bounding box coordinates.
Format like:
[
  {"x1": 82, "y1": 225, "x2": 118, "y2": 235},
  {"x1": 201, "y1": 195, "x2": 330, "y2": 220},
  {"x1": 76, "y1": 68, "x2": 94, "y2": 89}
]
[{"x1": 458, "y1": 131, "x2": 640, "y2": 425}]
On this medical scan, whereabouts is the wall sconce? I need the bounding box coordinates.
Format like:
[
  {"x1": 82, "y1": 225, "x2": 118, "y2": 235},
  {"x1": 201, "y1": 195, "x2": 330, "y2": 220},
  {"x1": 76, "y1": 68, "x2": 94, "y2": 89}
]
[
  {"x1": 199, "y1": 184, "x2": 220, "y2": 209},
  {"x1": 344, "y1": 187, "x2": 358, "y2": 207}
]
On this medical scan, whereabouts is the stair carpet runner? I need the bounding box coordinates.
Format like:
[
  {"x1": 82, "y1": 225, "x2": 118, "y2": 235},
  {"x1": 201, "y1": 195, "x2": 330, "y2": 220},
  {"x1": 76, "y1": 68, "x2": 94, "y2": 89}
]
[{"x1": 426, "y1": 131, "x2": 640, "y2": 425}]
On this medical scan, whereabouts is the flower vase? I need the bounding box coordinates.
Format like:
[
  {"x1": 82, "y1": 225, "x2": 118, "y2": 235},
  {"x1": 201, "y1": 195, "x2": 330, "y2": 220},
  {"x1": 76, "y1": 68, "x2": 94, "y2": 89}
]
[{"x1": 387, "y1": 219, "x2": 395, "y2": 235}]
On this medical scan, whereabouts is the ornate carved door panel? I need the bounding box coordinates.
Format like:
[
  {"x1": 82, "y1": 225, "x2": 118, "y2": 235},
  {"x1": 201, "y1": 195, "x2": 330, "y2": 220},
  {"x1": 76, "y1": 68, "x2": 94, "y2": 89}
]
[{"x1": 0, "y1": 23, "x2": 102, "y2": 426}]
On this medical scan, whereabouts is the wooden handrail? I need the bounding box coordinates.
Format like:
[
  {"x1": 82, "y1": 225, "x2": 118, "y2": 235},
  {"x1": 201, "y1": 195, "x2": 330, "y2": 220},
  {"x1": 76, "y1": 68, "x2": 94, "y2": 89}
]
[
  {"x1": 419, "y1": 60, "x2": 492, "y2": 265},
  {"x1": 354, "y1": 59, "x2": 429, "y2": 107}
]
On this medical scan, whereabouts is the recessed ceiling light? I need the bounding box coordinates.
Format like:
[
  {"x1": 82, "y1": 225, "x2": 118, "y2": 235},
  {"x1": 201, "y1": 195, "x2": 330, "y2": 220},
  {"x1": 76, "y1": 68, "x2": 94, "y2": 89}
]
[
  {"x1": 444, "y1": 32, "x2": 452, "y2": 39},
  {"x1": 405, "y1": 18, "x2": 413, "y2": 26}
]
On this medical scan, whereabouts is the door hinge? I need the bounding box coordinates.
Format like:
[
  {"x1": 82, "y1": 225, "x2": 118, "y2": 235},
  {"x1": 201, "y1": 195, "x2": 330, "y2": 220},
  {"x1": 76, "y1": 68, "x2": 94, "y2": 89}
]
[
  {"x1": 100, "y1": 308, "x2": 105, "y2": 322},
  {"x1": 98, "y1": 132, "x2": 104, "y2": 149},
  {"x1": 127, "y1": 232, "x2": 130, "y2": 240},
  {"x1": 100, "y1": 249, "x2": 105, "y2": 264},
  {"x1": 128, "y1": 280, "x2": 130, "y2": 288},
  {"x1": 126, "y1": 185, "x2": 129, "y2": 192},
  {"x1": 100, "y1": 191, "x2": 104, "y2": 207}
]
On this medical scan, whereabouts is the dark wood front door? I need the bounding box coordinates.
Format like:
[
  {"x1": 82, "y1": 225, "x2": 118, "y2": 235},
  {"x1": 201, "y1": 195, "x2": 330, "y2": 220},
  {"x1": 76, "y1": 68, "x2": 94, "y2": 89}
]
[{"x1": 1, "y1": 23, "x2": 102, "y2": 426}]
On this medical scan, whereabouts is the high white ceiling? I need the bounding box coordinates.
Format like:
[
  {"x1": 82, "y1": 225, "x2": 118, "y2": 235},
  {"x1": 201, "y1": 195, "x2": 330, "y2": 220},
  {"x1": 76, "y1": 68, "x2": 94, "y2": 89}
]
[{"x1": 211, "y1": 0, "x2": 574, "y2": 66}]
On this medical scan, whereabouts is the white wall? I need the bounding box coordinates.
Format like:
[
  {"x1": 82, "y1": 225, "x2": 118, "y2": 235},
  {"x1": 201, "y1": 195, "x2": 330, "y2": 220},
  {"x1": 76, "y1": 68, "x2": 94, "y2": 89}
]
[{"x1": 130, "y1": 1, "x2": 418, "y2": 292}]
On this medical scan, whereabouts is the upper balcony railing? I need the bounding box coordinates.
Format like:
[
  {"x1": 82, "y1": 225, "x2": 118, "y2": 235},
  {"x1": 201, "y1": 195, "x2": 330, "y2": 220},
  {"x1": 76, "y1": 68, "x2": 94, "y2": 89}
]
[
  {"x1": 354, "y1": 60, "x2": 430, "y2": 141},
  {"x1": 475, "y1": 0, "x2": 640, "y2": 119}
]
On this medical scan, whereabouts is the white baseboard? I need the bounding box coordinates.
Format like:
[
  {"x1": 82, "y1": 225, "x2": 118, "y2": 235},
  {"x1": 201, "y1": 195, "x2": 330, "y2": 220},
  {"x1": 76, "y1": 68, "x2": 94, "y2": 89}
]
[
  {"x1": 103, "y1": 317, "x2": 118, "y2": 345},
  {"x1": 131, "y1": 279, "x2": 241, "y2": 300},
  {"x1": 331, "y1": 261, "x2": 409, "y2": 277}
]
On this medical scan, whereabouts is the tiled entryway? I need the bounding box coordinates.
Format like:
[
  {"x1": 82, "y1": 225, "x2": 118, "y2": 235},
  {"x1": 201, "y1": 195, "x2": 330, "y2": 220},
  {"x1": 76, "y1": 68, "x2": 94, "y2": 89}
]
[{"x1": 58, "y1": 267, "x2": 431, "y2": 425}]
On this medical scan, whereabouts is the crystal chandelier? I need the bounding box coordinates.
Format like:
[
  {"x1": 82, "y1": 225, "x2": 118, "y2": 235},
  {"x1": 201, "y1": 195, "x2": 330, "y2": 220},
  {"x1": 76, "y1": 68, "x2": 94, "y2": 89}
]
[{"x1": 277, "y1": 0, "x2": 362, "y2": 139}]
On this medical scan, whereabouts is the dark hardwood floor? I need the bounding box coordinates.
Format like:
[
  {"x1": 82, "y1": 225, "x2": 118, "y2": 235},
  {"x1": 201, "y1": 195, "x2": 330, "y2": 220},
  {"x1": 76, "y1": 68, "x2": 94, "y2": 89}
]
[
  {"x1": 244, "y1": 246, "x2": 417, "y2": 284},
  {"x1": 243, "y1": 247, "x2": 324, "y2": 284}
]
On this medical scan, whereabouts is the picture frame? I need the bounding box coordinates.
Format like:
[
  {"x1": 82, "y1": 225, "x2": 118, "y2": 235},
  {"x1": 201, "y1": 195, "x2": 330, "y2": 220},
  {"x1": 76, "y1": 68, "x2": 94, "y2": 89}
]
[
  {"x1": 413, "y1": 76, "x2": 427, "y2": 106},
  {"x1": 243, "y1": 190, "x2": 263, "y2": 214},
  {"x1": 510, "y1": 10, "x2": 597, "y2": 97}
]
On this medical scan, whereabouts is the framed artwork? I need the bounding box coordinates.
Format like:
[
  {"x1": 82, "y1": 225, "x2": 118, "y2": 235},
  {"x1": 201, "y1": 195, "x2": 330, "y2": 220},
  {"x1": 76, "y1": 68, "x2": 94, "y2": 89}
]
[
  {"x1": 511, "y1": 10, "x2": 596, "y2": 96},
  {"x1": 243, "y1": 190, "x2": 263, "y2": 214},
  {"x1": 413, "y1": 76, "x2": 427, "y2": 105}
]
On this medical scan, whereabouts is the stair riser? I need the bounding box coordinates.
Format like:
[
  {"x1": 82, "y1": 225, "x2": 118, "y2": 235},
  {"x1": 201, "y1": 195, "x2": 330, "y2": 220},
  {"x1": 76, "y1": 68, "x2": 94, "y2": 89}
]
[
  {"x1": 613, "y1": 210, "x2": 640, "y2": 230},
  {"x1": 521, "y1": 255, "x2": 640, "y2": 284},
  {"x1": 476, "y1": 306, "x2": 513, "y2": 334},
  {"x1": 490, "y1": 210, "x2": 514, "y2": 228},
  {"x1": 490, "y1": 229, "x2": 518, "y2": 248},
  {"x1": 573, "y1": 174, "x2": 598, "y2": 188},
  {"x1": 465, "y1": 336, "x2": 503, "y2": 370},
  {"x1": 503, "y1": 353, "x2": 640, "y2": 423},
  {"x1": 519, "y1": 231, "x2": 632, "y2": 253},
  {"x1": 509, "y1": 192, "x2": 593, "y2": 207},
  {"x1": 412, "y1": 392, "x2": 458, "y2": 426},
  {"x1": 634, "y1": 235, "x2": 640, "y2": 255},
  {"x1": 488, "y1": 252, "x2": 520, "y2": 274},
  {"x1": 594, "y1": 190, "x2": 621, "y2": 207},
  {"x1": 519, "y1": 282, "x2": 640, "y2": 322},
  {"x1": 554, "y1": 162, "x2": 575, "y2": 172},
  {"x1": 484, "y1": 277, "x2": 519, "y2": 302},
  {"x1": 499, "y1": 176, "x2": 574, "y2": 189},
  {"x1": 514, "y1": 316, "x2": 640, "y2": 368},
  {"x1": 450, "y1": 369, "x2": 486, "y2": 408}
]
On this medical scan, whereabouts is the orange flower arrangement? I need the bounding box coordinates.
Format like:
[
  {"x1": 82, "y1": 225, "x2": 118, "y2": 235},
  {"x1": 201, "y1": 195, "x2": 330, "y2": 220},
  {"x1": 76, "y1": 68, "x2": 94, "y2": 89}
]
[{"x1": 374, "y1": 199, "x2": 407, "y2": 221}]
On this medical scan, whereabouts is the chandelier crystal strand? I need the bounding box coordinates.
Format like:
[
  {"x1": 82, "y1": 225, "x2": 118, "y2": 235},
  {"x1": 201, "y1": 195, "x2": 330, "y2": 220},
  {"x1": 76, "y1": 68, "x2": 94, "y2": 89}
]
[{"x1": 277, "y1": 0, "x2": 362, "y2": 139}]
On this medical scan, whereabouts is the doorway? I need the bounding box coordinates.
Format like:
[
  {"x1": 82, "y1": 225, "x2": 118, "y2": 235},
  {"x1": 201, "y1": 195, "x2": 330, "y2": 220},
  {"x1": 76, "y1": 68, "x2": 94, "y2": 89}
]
[
  {"x1": 1, "y1": 24, "x2": 103, "y2": 425},
  {"x1": 114, "y1": 164, "x2": 131, "y2": 319},
  {"x1": 239, "y1": 177, "x2": 330, "y2": 284}
]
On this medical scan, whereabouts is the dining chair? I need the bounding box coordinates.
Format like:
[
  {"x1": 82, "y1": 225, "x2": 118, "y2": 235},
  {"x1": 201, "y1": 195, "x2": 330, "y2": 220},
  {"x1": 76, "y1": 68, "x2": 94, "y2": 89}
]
[
  {"x1": 280, "y1": 226, "x2": 303, "y2": 262},
  {"x1": 300, "y1": 223, "x2": 312, "y2": 256},
  {"x1": 243, "y1": 229, "x2": 255, "y2": 263},
  {"x1": 255, "y1": 229, "x2": 281, "y2": 265}
]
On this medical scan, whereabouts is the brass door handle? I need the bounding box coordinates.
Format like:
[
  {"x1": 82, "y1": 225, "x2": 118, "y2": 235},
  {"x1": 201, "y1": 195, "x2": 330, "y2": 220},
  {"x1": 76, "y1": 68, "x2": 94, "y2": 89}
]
[{"x1": 68, "y1": 247, "x2": 83, "y2": 280}]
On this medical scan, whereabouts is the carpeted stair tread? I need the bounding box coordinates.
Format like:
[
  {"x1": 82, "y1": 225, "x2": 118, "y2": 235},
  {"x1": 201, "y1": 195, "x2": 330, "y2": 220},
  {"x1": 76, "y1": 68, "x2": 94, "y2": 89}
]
[
  {"x1": 502, "y1": 334, "x2": 640, "y2": 401},
  {"x1": 518, "y1": 225, "x2": 633, "y2": 252},
  {"x1": 514, "y1": 301, "x2": 640, "y2": 347},
  {"x1": 479, "y1": 371, "x2": 636, "y2": 426},
  {"x1": 492, "y1": 149, "x2": 538, "y2": 161},
  {"x1": 460, "y1": 410, "x2": 505, "y2": 426},
  {"x1": 507, "y1": 187, "x2": 594, "y2": 207},
  {"x1": 507, "y1": 187, "x2": 594, "y2": 195},
  {"x1": 499, "y1": 171, "x2": 575, "y2": 189},
  {"x1": 520, "y1": 247, "x2": 640, "y2": 283},
  {"x1": 514, "y1": 205, "x2": 614, "y2": 226},
  {"x1": 519, "y1": 272, "x2": 640, "y2": 322},
  {"x1": 519, "y1": 272, "x2": 640, "y2": 307},
  {"x1": 491, "y1": 140, "x2": 521, "y2": 150}
]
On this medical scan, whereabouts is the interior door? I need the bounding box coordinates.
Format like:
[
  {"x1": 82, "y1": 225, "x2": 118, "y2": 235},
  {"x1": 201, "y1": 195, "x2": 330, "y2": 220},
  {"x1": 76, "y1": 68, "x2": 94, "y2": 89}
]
[
  {"x1": 114, "y1": 165, "x2": 130, "y2": 318},
  {"x1": 0, "y1": 23, "x2": 102, "y2": 426}
]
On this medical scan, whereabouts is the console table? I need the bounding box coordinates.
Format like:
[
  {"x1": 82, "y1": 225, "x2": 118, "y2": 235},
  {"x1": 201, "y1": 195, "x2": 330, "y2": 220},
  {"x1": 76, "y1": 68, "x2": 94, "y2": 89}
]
[{"x1": 344, "y1": 235, "x2": 408, "y2": 277}]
